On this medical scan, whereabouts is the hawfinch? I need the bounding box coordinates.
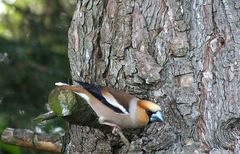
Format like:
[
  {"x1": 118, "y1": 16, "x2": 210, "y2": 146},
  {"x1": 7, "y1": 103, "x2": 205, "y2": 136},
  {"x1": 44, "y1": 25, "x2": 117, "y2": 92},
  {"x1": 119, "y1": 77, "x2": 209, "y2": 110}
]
[{"x1": 55, "y1": 81, "x2": 164, "y2": 131}]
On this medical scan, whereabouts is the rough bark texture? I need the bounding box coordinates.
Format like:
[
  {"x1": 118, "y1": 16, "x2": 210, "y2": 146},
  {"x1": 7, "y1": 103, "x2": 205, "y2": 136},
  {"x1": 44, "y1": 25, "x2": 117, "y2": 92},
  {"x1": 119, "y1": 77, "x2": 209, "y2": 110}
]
[{"x1": 63, "y1": 0, "x2": 240, "y2": 153}]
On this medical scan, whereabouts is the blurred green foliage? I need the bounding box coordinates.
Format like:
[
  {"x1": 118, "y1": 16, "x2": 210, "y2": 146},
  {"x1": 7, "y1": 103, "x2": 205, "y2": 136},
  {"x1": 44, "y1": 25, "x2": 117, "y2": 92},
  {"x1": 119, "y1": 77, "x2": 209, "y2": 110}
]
[
  {"x1": 0, "y1": 0, "x2": 76, "y2": 153},
  {"x1": 0, "y1": 116, "x2": 21, "y2": 154}
]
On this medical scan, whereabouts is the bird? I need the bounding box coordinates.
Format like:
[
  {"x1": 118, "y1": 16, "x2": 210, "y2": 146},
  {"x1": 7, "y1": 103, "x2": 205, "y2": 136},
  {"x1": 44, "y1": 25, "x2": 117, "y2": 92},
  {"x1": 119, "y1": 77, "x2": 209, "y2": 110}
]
[{"x1": 55, "y1": 81, "x2": 164, "y2": 145}]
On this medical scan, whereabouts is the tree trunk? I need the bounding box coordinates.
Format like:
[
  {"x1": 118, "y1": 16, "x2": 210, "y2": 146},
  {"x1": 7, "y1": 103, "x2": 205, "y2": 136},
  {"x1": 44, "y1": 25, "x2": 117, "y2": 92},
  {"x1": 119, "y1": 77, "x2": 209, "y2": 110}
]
[{"x1": 62, "y1": 0, "x2": 240, "y2": 153}]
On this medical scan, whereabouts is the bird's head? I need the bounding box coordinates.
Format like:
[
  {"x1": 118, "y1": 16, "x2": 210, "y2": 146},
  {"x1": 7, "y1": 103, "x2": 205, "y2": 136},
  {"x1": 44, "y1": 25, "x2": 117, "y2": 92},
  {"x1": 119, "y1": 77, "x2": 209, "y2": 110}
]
[{"x1": 138, "y1": 100, "x2": 164, "y2": 123}]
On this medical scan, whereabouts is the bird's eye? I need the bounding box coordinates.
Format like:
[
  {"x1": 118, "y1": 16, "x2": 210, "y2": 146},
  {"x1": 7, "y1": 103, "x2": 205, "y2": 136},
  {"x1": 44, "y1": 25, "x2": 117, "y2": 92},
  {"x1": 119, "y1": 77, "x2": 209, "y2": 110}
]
[{"x1": 146, "y1": 110, "x2": 153, "y2": 117}]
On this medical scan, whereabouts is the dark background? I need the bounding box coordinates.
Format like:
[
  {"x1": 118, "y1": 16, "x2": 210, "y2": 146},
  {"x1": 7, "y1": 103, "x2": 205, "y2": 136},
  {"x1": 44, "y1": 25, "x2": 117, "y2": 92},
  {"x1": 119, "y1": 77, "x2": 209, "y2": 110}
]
[{"x1": 0, "y1": 0, "x2": 76, "y2": 153}]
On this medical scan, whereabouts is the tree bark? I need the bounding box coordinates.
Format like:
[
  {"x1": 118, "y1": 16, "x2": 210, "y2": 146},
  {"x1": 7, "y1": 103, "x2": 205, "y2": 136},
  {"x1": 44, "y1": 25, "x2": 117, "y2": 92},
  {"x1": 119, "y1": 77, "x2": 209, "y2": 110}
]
[{"x1": 63, "y1": 0, "x2": 240, "y2": 153}]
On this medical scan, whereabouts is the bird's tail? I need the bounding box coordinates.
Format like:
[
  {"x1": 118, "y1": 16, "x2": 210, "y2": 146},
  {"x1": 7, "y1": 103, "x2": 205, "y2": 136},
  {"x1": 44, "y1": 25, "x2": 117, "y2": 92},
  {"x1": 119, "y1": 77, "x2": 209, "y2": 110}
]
[
  {"x1": 55, "y1": 82, "x2": 84, "y2": 93},
  {"x1": 55, "y1": 82, "x2": 69, "y2": 86}
]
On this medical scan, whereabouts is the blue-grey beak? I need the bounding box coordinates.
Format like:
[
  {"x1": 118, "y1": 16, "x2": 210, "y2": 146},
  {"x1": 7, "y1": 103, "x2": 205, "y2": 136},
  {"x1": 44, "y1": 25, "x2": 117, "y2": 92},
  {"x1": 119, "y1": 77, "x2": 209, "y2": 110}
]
[{"x1": 150, "y1": 111, "x2": 164, "y2": 122}]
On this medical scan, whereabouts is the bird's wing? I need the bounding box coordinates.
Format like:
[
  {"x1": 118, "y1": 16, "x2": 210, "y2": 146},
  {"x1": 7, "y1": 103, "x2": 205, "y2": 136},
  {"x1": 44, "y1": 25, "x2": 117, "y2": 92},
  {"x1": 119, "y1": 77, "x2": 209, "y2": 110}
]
[
  {"x1": 100, "y1": 88, "x2": 129, "y2": 114},
  {"x1": 102, "y1": 87, "x2": 136, "y2": 112},
  {"x1": 75, "y1": 81, "x2": 127, "y2": 114}
]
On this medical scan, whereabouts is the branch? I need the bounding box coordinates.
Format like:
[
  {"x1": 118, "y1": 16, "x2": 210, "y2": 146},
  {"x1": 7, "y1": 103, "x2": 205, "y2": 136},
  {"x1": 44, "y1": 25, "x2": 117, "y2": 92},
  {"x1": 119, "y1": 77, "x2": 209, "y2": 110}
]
[
  {"x1": 1, "y1": 128, "x2": 62, "y2": 153},
  {"x1": 34, "y1": 111, "x2": 57, "y2": 123}
]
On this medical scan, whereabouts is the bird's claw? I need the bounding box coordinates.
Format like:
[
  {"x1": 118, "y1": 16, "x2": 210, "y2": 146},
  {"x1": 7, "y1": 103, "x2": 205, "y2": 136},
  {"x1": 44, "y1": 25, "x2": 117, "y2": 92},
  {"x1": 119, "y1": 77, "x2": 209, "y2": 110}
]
[
  {"x1": 112, "y1": 126, "x2": 130, "y2": 147},
  {"x1": 112, "y1": 126, "x2": 120, "y2": 135}
]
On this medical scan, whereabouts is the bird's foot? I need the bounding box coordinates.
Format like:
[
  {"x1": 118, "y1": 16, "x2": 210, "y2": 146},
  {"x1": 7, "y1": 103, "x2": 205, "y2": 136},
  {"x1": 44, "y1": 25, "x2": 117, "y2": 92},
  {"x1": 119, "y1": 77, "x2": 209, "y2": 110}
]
[
  {"x1": 112, "y1": 126, "x2": 130, "y2": 147},
  {"x1": 112, "y1": 126, "x2": 121, "y2": 135}
]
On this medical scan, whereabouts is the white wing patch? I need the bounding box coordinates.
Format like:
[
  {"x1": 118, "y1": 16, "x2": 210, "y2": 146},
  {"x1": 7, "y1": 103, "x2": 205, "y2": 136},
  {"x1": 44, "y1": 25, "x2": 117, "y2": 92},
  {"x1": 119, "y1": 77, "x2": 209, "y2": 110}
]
[{"x1": 103, "y1": 93, "x2": 129, "y2": 114}]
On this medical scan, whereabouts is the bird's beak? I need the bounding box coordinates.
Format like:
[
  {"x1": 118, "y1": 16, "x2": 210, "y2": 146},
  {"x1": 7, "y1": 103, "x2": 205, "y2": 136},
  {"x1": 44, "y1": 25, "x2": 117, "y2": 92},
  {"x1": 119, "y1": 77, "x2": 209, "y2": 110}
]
[{"x1": 150, "y1": 111, "x2": 164, "y2": 122}]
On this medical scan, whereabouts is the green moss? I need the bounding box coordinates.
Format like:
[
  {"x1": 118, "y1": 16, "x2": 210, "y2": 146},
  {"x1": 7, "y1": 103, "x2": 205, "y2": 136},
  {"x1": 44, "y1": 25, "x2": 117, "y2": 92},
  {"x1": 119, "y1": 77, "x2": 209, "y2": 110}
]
[{"x1": 48, "y1": 87, "x2": 77, "y2": 117}]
